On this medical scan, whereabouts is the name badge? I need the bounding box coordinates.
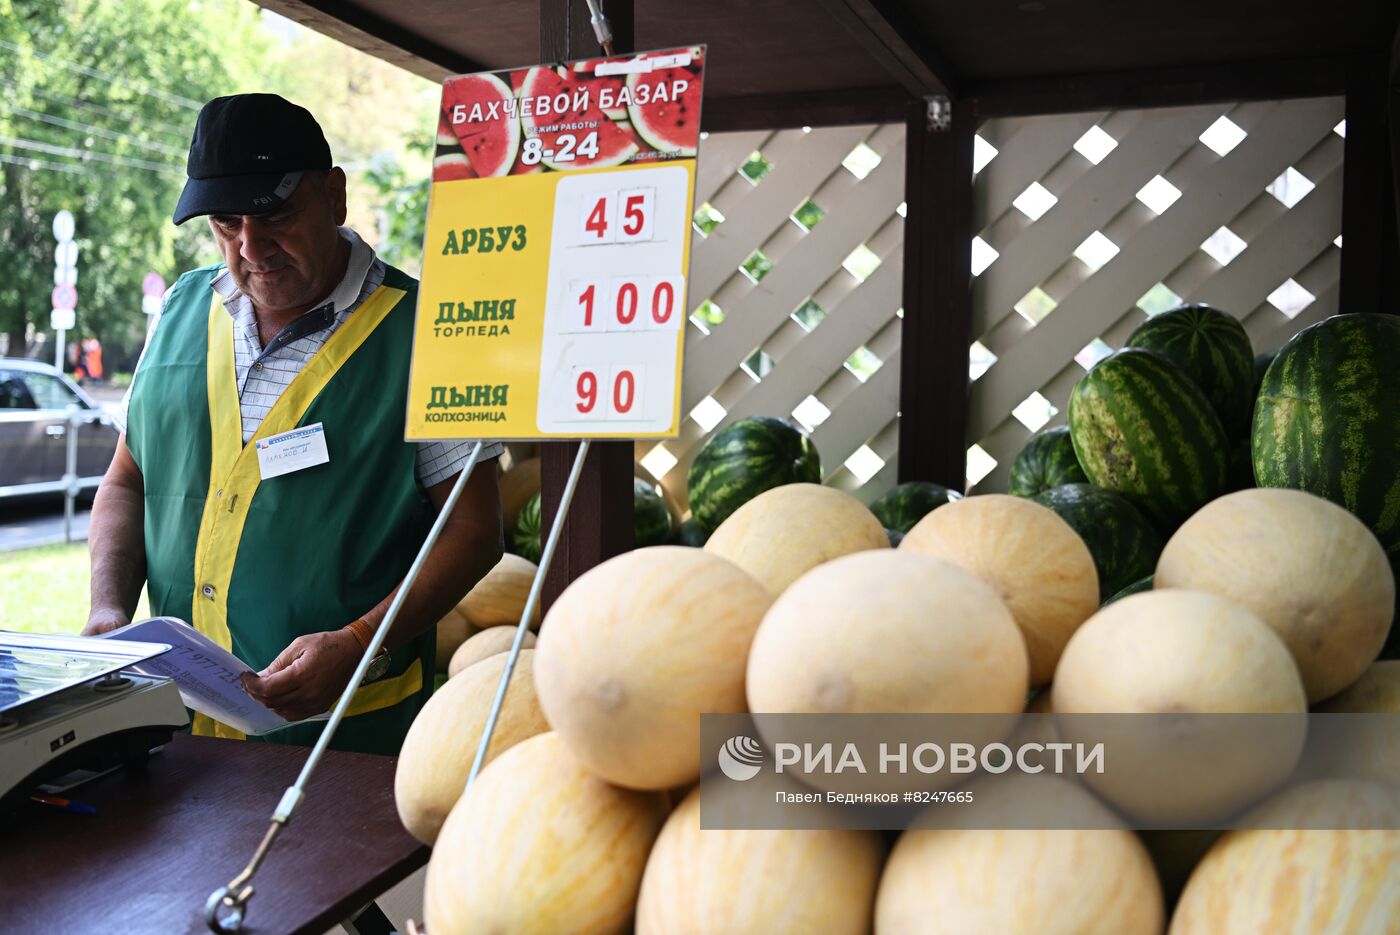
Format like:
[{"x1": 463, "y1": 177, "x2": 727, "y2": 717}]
[{"x1": 255, "y1": 422, "x2": 330, "y2": 480}]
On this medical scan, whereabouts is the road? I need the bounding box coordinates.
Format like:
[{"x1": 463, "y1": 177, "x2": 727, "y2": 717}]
[{"x1": 0, "y1": 383, "x2": 122, "y2": 552}]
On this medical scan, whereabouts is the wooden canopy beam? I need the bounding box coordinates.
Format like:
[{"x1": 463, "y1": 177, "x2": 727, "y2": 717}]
[
  {"x1": 253, "y1": 0, "x2": 482, "y2": 81},
  {"x1": 971, "y1": 56, "x2": 1350, "y2": 118},
  {"x1": 539, "y1": 0, "x2": 637, "y2": 611},
  {"x1": 813, "y1": 0, "x2": 957, "y2": 97},
  {"x1": 702, "y1": 87, "x2": 910, "y2": 132},
  {"x1": 1339, "y1": 53, "x2": 1399, "y2": 313},
  {"x1": 897, "y1": 97, "x2": 974, "y2": 490}
]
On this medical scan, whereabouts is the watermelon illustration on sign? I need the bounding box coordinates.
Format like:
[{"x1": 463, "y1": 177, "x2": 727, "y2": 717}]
[
  {"x1": 570, "y1": 60, "x2": 628, "y2": 120},
  {"x1": 439, "y1": 72, "x2": 521, "y2": 179},
  {"x1": 519, "y1": 66, "x2": 639, "y2": 171},
  {"x1": 627, "y1": 55, "x2": 702, "y2": 156}
]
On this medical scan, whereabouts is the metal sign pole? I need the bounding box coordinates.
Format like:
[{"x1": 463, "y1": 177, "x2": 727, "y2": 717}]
[
  {"x1": 465, "y1": 438, "x2": 591, "y2": 792},
  {"x1": 205, "y1": 440, "x2": 488, "y2": 934},
  {"x1": 62, "y1": 409, "x2": 79, "y2": 543}
]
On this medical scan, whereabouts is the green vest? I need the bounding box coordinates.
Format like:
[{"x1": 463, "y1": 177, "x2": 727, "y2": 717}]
[{"x1": 127, "y1": 263, "x2": 435, "y2": 755}]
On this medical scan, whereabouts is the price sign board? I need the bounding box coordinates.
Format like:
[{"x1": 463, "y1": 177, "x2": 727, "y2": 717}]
[{"x1": 405, "y1": 46, "x2": 705, "y2": 440}]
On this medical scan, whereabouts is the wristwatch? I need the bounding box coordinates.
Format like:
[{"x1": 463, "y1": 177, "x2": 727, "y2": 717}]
[
  {"x1": 360, "y1": 646, "x2": 392, "y2": 685},
  {"x1": 348, "y1": 619, "x2": 391, "y2": 685}
]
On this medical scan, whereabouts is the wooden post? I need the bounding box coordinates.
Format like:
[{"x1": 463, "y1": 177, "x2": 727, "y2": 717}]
[
  {"x1": 897, "y1": 95, "x2": 975, "y2": 490},
  {"x1": 539, "y1": 0, "x2": 636, "y2": 609},
  {"x1": 1339, "y1": 53, "x2": 1399, "y2": 314}
]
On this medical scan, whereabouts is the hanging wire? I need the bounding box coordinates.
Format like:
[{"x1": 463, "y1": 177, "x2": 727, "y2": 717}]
[
  {"x1": 206, "y1": 443, "x2": 488, "y2": 933},
  {"x1": 583, "y1": 0, "x2": 615, "y2": 55},
  {"x1": 0, "y1": 38, "x2": 205, "y2": 112}
]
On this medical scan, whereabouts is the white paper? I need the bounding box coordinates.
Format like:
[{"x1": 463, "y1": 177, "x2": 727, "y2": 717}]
[
  {"x1": 255, "y1": 422, "x2": 330, "y2": 480},
  {"x1": 101, "y1": 617, "x2": 324, "y2": 736}
]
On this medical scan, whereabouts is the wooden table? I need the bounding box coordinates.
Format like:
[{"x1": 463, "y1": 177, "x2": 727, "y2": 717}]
[{"x1": 2, "y1": 734, "x2": 428, "y2": 934}]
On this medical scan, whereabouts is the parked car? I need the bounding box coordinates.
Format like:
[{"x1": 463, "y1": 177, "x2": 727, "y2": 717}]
[{"x1": 0, "y1": 358, "x2": 119, "y2": 499}]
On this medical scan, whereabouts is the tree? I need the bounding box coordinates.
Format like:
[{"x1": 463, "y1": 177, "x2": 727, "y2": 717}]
[
  {"x1": 0, "y1": 0, "x2": 269, "y2": 358},
  {"x1": 0, "y1": 0, "x2": 440, "y2": 361}
]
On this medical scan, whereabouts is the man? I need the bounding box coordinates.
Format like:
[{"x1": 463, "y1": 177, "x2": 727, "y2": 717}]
[{"x1": 84, "y1": 94, "x2": 503, "y2": 756}]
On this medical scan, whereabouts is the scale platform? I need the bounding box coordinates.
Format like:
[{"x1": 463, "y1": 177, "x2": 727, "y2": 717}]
[{"x1": 0, "y1": 631, "x2": 189, "y2": 815}]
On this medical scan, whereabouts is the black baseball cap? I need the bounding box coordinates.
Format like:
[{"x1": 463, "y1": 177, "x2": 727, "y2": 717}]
[{"x1": 173, "y1": 94, "x2": 333, "y2": 225}]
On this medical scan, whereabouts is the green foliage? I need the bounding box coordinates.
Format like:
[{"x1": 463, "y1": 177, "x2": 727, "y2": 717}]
[
  {"x1": 791, "y1": 198, "x2": 825, "y2": 231},
  {"x1": 363, "y1": 141, "x2": 431, "y2": 276},
  {"x1": 0, "y1": 0, "x2": 269, "y2": 354},
  {"x1": 0, "y1": 0, "x2": 437, "y2": 357},
  {"x1": 0, "y1": 542, "x2": 149, "y2": 632},
  {"x1": 739, "y1": 150, "x2": 772, "y2": 184}
]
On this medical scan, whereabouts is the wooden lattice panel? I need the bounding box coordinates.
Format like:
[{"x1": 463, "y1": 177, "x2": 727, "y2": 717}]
[
  {"x1": 968, "y1": 96, "x2": 1346, "y2": 493},
  {"x1": 637, "y1": 123, "x2": 908, "y2": 512}
]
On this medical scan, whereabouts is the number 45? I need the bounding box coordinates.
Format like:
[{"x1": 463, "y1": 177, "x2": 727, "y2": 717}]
[{"x1": 582, "y1": 188, "x2": 654, "y2": 244}]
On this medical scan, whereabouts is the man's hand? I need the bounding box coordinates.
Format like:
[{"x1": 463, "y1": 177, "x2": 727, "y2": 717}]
[
  {"x1": 240, "y1": 628, "x2": 364, "y2": 722},
  {"x1": 82, "y1": 608, "x2": 131, "y2": 637}
]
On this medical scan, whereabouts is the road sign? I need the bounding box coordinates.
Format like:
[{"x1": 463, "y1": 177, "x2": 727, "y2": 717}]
[
  {"x1": 52, "y1": 210, "x2": 75, "y2": 243},
  {"x1": 52, "y1": 283, "x2": 77, "y2": 310},
  {"x1": 51, "y1": 308, "x2": 75, "y2": 331},
  {"x1": 54, "y1": 241, "x2": 78, "y2": 269},
  {"x1": 53, "y1": 266, "x2": 77, "y2": 286},
  {"x1": 143, "y1": 272, "x2": 166, "y2": 297},
  {"x1": 405, "y1": 46, "x2": 704, "y2": 441},
  {"x1": 142, "y1": 294, "x2": 162, "y2": 315}
]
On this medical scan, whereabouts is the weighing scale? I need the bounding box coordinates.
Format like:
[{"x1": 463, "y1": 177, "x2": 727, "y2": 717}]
[{"x1": 0, "y1": 631, "x2": 189, "y2": 815}]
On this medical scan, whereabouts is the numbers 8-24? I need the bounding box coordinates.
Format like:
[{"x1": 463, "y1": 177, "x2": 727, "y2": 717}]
[{"x1": 520, "y1": 132, "x2": 599, "y2": 166}]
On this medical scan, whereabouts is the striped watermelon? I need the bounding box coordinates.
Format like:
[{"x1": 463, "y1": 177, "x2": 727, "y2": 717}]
[
  {"x1": 1069, "y1": 348, "x2": 1229, "y2": 532},
  {"x1": 870, "y1": 481, "x2": 962, "y2": 533},
  {"x1": 1126, "y1": 304, "x2": 1255, "y2": 438},
  {"x1": 1252, "y1": 313, "x2": 1400, "y2": 566},
  {"x1": 634, "y1": 478, "x2": 673, "y2": 547},
  {"x1": 1032, "y1": 483, "x2": 1163, "y2": 601},
  {"x1": 1103, "y1": 574, "x2": 1153, "y2": 606},
  {"x1": 687, "y1": 417, "x2": 821, "y2": 531},
  {"x1": 1008, "y1": 426, "x2": 1088, "y2": 497},
  {"x1": 513, "y1": 492, "x2": 542, "y2": 562},
  {"x1": 514, "y1": 482, "x2": 671, "y2": 559},
  {"x1": 670, "y1": 518, "x2": 710, "y2": 547}
]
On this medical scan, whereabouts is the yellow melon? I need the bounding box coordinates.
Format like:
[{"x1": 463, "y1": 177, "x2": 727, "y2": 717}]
[
  {"x1": 434, "y1": 605, "x2": 476, "y2": 672},
  {"x1": 1155, "y1": 488, "x2": 1395, "y2": 702},
  {"x1": 447, "y1": 625, "x2": 536, "y2": 679},
  {"x1": 534, "y1": 546, "x2": 772, "y2": 789},
  {"x1": 424, "y1": 732, "x2": 668, "y2": 935},
  {"x1": 1311, "y1": 660, "x2": 1400, "y2": 787},
  {"x1": 747, "y1": 549, "x2": 1027, "y2": 715},
  {"x1": 704, "y1": 482, "x2": 888, "y2": 596},
  {"x1": 1170, "y1": 780, "x2": 1400, "y2": 934},
  {"x1": 901, "y1": 494, "x2": 1098, "y2": 686},
  {"x1": 876, "y1": 823, "x2": 1163, "y2": 934},
  {"x1": 394, "y1": 650, "x2": 549, "y2": 844},
  {"x1": 1053, "y1": 590, "x2": 1307, "y2": 823},
  {"x1": 499, "y1": 455, "x2": 540, "y2": 531},
  {"x1": 460, "y1": 553, "x2": 541, "y2": 630},
  {"x1": 1316, "y1": 660, "x2": 1400, "y2": 713},
  {"x1": 636, "y1": 788, "x2": 884, "y2": 935}
]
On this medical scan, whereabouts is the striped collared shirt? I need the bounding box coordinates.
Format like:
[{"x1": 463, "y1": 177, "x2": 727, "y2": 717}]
[{"x1": 121, "y1": 227, "x2": 501, "y2": 486}]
